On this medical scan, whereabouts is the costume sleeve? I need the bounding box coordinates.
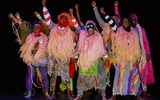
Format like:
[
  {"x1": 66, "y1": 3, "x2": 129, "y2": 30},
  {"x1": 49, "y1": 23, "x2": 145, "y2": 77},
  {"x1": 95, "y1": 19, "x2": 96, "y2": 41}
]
[
  {"x1": 93, "y1": 7, "x2": 105, "y2": 29},
  {"x1": 104, "y1": 15, "x2": 118, "y2": 32},
  {"x1": 142, "y1": 27, "x2": 150, "y2": 54},
  {"x1": 71, "y1": 16, "x2": 82, "y2": 33},
  {"x1": 114, "y1": 5, "x2": 121, "y2": 19},
  {"x1": 43, "y1": 7, "x2": 55, "y2": 29}
]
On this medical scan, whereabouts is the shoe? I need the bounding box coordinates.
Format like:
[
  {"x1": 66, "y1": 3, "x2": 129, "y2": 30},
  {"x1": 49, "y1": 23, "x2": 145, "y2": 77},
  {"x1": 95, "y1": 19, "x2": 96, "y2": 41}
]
[
  {"x1": 48, "y1": 93, "x2": 56, "y2": 100},
  {"x1": 24, "y1": 91, "x2": 32, "y2": 98},
  {"x1": 143, "y1": 91, "x2": 151, "y2": 96},
  {"x1": 44, "y1": 92, "x2": 50, "y2": 97}
]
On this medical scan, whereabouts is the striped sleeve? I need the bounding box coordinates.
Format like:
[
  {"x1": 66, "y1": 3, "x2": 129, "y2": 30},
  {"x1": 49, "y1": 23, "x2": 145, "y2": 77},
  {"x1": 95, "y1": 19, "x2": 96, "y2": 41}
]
[
  {"x1": 71, "y1": 16, "x2": 81, "y2": 33},
  {"x1": 104, "y1": 15, "x2": 118, "y2": 32},
  {"x1": 43, "y1": 7, "x2": 55, "y2": 29}
]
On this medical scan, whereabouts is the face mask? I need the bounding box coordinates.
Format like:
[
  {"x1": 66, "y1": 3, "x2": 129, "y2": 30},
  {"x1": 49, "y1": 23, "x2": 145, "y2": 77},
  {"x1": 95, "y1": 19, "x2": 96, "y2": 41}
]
[
  {"x1": 86, "y1": 24, "x2": 94, "y2": 31},
  {"x1": 58, "y1": 16, "x2": 69, "y2": 28},
  {"x1": 34, "y1": 25, "x2": 42, "y2": 37}
]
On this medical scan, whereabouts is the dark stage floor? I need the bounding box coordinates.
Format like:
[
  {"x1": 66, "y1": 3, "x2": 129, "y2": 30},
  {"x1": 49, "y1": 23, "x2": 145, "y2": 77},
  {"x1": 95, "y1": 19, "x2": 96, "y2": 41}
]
[{"x1": 0, "y1": 93, "x2": 159, "y2": 100}]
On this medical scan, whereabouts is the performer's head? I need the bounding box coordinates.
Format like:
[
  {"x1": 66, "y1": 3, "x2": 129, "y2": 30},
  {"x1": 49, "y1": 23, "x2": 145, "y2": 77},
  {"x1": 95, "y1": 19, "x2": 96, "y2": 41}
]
[
  {"x1": 122, "y1": 17, "x2": 131, "y2": 32},
  {"x1": 32, "y1": 21, "x2": 42, "y2": 37},
  {"x1": 85, "y1": 20, "x2": 99, "y2": 35},
  {"x1": 130, "y1": 14, "x2": 138, "y2": 27},
  {"x1": 57, "y1": 12, "x2": 72, "y2": 28}
]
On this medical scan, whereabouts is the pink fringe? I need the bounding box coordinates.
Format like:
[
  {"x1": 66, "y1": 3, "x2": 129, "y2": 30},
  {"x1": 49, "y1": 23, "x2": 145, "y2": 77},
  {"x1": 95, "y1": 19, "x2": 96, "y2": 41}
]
[
  {"x1": 47, "y1": 25, "x2": 75, "y2": 61},
  {"x1": 77, "y1": 30, "x2": 106, "y2": 71},
  {"x1": 20, "y1": 32, "x2": 48, "y2": 65},
  {"x1": 112, "y1": 26, "x2": 141, "y2": 68}
]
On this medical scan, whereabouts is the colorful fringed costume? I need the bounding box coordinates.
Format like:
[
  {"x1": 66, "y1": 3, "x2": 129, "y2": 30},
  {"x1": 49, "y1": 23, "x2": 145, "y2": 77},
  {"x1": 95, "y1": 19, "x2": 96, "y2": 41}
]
[
  {"x1": 93, "y1": 6, "x2": 118, "y2": 85},
  {"x1": 130, "y1": 14, "x2": 155, "y2": 91},
  {"x1": 73, "y1": 20, "x2": 108, "y2": 98},
  {"x1": 9, "y1": 13, "x2": 49, "y2": 98},
  {"x1": 112, "y1": 26, "x2": 142, "y2": 95},
  {"x1": 43, "y1": 6, "x2": 76, "y2": 98},
  {"x1": 19, "y1": 21, "x2": 49, "y2": 98},
  {"x1": 20, "y1": 31, "x2": 49, "y2": 96}
]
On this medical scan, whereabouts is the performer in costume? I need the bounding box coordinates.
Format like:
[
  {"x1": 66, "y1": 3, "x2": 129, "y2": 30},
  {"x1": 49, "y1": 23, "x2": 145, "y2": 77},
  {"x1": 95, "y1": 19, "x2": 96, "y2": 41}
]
[
  {"x1": 130, "y1": 14, "x2": 155, "y2": 96},
  {"x1": 91, "y1": 1, "x2": 118, "y2": 88},
  {"x1": 69, "y1": 8, "x2": 109, "y2": 100},
  {"x1": 9, "y1": 13, "x2": 49, "y2": 98},
  {"x1": 111, "y1": 18, "x2": 142, "y2": 99},
  {"x1": 19, "y1": 20, "x2": 49, "y2": 98},
  {"x1": 42, "y1": 0, "x2": 77, "y2": 99}
]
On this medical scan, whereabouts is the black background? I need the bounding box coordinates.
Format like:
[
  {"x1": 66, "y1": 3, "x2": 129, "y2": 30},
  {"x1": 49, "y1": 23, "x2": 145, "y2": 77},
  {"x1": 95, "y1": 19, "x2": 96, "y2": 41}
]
[{"x1": 1, "y1": 0, "x2": 160, "y2": 97}]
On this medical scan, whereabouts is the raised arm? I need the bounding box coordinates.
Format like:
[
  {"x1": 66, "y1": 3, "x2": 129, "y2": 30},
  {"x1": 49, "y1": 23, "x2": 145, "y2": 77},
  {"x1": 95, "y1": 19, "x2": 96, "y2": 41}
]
[
  {"x1": 91, "y1": 1, "x2": 105, "y2": 29},
  {"x1": 42, "y1": 0, "x2": 55, "y2": 29},
  {"x1": 75, "y1": 4, "x2": 84, "y2": 27},
  {"x1": 114, "y1": 1, "x2": 121, "y2": 20},
  {"x1": 69, "y1": 8, "x2": 81, "y2": 33},
  {"x1": 100, "y1": 8, "x2": 118, "y2": 33}
]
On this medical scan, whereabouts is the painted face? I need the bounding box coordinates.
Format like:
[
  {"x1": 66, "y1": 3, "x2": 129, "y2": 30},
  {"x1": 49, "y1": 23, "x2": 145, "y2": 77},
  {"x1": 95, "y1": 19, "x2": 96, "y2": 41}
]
[
  {"x1": 86, "y1": 24, "x2": 95, "y2": 35},
  {"x1": 33, "y1": 24, "x2": 42, "y2": 37},
  {"x1": 58, "y1": 16, "x2": 69, "y2": 28}
]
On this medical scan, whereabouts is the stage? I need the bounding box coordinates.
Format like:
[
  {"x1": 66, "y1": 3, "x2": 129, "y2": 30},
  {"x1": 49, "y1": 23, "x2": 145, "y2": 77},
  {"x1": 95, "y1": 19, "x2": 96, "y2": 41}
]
[{"x1": 0, "y1": 92, "x2": 159, "y2": 100}]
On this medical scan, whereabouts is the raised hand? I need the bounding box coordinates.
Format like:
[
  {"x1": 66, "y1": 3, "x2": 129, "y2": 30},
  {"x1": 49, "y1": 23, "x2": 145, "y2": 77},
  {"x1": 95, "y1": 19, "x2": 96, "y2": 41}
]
[
  {"x1": 99, "y1": 7, "x2": 106, "y2": 15},
  {"x1": 91, "y1": 1, "x2": 96, "y2": 8},
  {"x1": 8, "y1": 13, "x2": 18, "y2": 23},
  {"x1": 114, "y1": 1, "x2": 119, "y2": 6},
  {"x1": 69, "y1": 8, "x2": 74, "y2": 17},
  {"x1": 42, "y1": 0, "x2": 46, "y2": 7},
  {"x1": 75, "y1": 3, "x2": 79, "y2": 9}
]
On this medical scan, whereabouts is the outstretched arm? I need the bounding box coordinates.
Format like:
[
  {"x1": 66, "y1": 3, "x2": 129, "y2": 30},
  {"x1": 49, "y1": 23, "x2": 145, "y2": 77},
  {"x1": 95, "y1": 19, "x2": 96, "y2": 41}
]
[
  {"x1": 91, "y1": 1, "x2": 105, "y2": 29},
  {"x1": 42, "y1": 0, "x2": 55, "y2": 29}
]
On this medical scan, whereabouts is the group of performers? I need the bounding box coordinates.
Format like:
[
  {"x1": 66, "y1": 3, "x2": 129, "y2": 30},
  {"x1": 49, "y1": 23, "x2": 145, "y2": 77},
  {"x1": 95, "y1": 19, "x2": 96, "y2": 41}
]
[{"x1": 8, "y1": 0, "x2": 155, "y2": 100}]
